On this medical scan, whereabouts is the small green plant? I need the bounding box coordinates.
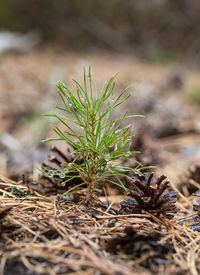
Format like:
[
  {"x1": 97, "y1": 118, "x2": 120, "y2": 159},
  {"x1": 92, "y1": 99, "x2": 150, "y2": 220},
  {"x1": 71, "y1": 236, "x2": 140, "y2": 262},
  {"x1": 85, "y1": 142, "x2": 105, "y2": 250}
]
[{"x1": 41, "y1": 68, "x2": 142, "y2": 202}]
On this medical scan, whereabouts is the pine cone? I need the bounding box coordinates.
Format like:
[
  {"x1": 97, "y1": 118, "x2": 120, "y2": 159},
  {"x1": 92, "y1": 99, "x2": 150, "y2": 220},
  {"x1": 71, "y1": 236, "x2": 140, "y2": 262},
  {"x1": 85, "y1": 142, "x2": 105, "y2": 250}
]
[{"x1": 120, "y1": 172, "x2": 178, "y2": 217}]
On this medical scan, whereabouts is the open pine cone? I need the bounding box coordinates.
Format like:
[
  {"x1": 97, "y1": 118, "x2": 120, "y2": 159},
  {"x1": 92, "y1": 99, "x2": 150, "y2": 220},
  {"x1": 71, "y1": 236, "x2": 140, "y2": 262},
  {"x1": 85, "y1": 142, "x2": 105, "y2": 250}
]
[{"x1": 120, "y1": 172, "x2": 178, "y2": 217}]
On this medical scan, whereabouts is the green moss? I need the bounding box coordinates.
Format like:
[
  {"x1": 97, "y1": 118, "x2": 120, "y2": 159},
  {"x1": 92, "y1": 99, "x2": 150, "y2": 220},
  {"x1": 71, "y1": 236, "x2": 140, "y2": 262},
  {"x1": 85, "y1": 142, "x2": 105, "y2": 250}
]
[{"x1": 11, "y1": 187, "x2": 30, "y2": 198}]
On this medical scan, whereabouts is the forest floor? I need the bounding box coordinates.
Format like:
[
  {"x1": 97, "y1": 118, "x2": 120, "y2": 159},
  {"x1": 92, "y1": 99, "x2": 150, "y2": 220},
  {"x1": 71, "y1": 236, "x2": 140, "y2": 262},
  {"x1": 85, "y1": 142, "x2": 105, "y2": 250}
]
[{"x1": 0, "y1": 48, "x2": 200, "y2": 274}]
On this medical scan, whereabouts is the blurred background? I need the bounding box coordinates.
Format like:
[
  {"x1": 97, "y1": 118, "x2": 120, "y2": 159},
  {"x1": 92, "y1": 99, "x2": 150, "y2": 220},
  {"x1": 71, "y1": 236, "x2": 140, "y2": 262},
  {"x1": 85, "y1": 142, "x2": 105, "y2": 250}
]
[{"x1": 0, "y1": 0, "x2": 200, "y2": 184}]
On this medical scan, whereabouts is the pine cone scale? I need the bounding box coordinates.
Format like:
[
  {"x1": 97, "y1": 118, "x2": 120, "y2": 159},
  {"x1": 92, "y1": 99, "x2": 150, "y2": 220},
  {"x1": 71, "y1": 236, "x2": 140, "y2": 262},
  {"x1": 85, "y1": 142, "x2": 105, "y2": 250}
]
[{"x1": 120, "y1": 172, "x2": 179, "y2": 218}]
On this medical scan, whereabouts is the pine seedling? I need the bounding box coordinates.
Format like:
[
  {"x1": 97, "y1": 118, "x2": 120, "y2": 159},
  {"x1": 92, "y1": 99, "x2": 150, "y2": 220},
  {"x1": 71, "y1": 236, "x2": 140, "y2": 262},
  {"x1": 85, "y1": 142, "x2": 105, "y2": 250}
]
[{"x1": 41, "y1": 68, "x2": 142, "y2": 202}]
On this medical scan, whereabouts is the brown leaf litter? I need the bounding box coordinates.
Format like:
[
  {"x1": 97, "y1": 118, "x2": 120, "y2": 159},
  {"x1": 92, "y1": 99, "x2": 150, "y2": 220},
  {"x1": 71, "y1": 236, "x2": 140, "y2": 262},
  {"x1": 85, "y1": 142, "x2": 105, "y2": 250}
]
[{"x1": 0, "y1": 174, "x2": 199, "y2": 275}]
